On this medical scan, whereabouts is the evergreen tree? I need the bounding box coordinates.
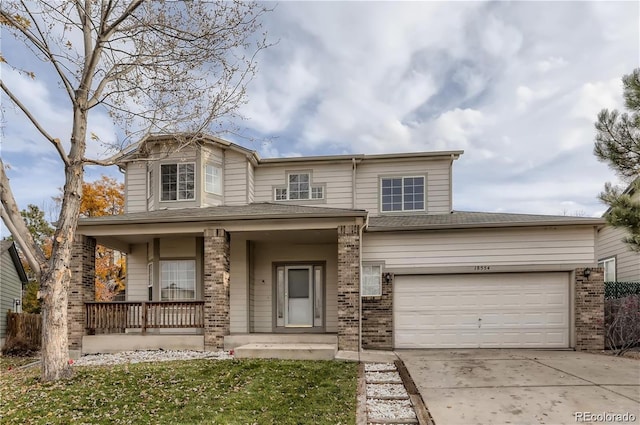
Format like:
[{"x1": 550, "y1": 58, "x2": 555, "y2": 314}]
[{"x1": 594, "y1": 68, "x2": 640, "y2": 251}]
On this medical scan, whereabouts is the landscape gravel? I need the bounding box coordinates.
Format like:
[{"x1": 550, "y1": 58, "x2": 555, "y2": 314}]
[
  {"x1": 366, "y1": 399, "x2": 417, "y2": 421},
  {"x1": 365, "y1": 371, "x2": 403, "y2": 383},
  {"x1": 366, "y1": 383, "x2": 409, "y2": 399},
  {"x1": 72, "y1": 350, "x2": 232, "y2": 366},
  {"x1": 364, "y1": 363, "x2": 396, "y2": 372}
]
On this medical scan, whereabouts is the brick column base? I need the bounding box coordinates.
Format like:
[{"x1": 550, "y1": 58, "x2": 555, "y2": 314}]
[
  {"x1": 575, "y1": 267, "x2": 604, "y2": 351},
  {"x1": 204, "y1": 228, "x2": 230, "y2": 350},
  {"x1": 68, "y1": 235, "x2": 96, "y2": 351},
  {"x1": 337, "y1": 224, "x2": 360, "y2": 351}
]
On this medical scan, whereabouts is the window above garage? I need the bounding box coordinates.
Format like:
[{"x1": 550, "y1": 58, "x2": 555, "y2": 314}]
[{"x1": 380, "y1": 176, "x2": 425, "y2": 212}]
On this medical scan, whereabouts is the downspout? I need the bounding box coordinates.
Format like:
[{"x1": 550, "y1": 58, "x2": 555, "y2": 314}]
[
  {"x1": 352, "y1": 157, "x2": 357, "y2": 209},
  {"x1": 358, "y1": 212, "x2": 368, "y2": 356}
]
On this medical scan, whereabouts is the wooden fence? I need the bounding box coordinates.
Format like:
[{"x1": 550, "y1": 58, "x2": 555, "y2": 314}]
[
  {"x1": 85, "y1": 301, "x2": 205, "y2": 334},
  {"x1": 5, "y1": 312, "x2": 41, "y2": 348}
]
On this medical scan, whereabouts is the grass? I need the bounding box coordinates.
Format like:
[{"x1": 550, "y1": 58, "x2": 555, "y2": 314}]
[
  {"x1": 0, "y1": 355, "x2": 40, "y2": 370},
  {"x1": 1, "y1": 358, "x2": 357, "y2": 424}
]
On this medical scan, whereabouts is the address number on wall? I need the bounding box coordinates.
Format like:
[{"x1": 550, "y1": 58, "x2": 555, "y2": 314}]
[{"x1": 474, "y1": 266, "x2": 491, "y2": 271}]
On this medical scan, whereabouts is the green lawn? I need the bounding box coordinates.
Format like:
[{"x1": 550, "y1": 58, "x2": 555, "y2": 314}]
[
  {"x1": 1, "y1": 358, "x2": 358, "y2": 424},
  {"x1": 0, "y1": 355, "x2": 40, "y2": 370}
]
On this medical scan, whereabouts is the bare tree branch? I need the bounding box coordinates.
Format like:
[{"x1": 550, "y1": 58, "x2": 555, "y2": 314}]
[
  {"x1": 0, "y1": 159, "x2": 47, "y2": 274},
  {"x1": 0, "y1": 80, "x2": 70, "y2": 166}
]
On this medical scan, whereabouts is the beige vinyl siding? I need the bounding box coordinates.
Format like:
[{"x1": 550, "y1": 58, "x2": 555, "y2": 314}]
[
  {"x1": 356, "y1": 158, "x2": 451, "y2": 215},
  {"x1": 159, "y1": 237, "x2": 195, "y2": 258},
  {"x1": 251, "y1": 242, "x2": 338, "y2": 333},
  {"x1": 125, "y1": 162, "x2": 148, "y2": 213},
  {"x1": 126, "y1": 243, "x2": 149, "y2": 301},
  {"x1": 201, "y1": 145, "x2": 224, "y2": 207},
  {"x1": 253, "y1": 163, "x2": 353, "y2": 208},
  {"x1": 363, "y1": 226, "x2": 596, "y2": 269},
  {"x1": 1, "y1": 250, "x2": 23, "y2": 339},
  {"x1": 224, "y1": 150, "x2": 248, "y2": 205},
  {"x1": 230, "y1": 235, "x2": 250, "y2": 333},
  {"x1": 597, "y1": 225, "x2": 640, "y2": 281}
]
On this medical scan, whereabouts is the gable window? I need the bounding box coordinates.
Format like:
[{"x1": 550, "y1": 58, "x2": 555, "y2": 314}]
[
  {"x1": 161, "y1": 163, "x2": 195, "y2": 201},
  {"x1": 381, "y1": 176, "x2": 424, "y2": 212},
  {"x1": 362, "y1": 264, "x2": 382, "y2": 297},
  {"x1": 598, "y1": 257, "x2": 616, "y2": 282},
  {"x1": 160, "y1": 260, "x2": 196, "y2": 300},
  {"x1": 274, "y1": 172, "x2": 324, "y2": 201},
  {"x1": 204, "y1": 163, "x2": 222, "y2": 195}
]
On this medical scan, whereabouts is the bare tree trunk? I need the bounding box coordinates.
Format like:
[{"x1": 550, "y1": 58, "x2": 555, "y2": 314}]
[{"x1": 40, "y1": 106, "x2": 87, "y2": 382}]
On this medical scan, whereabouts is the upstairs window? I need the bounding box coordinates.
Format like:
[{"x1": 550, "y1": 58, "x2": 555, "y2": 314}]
[
  {"x1": 161, "y1": 163, "x2": 195, "y2": 201},
  {"x1": 204, "y1": 163, "x2": 222, "y2": 195},
  {"x1": 288, "y1": 173, "x2": 309, "y2": 199},
  {"x1": 598, "y1": 257, "x2": 616, "y2": 281},
  {"x1": 274, "y1": 172, "x2": 324, "y2": 201},
  {"x1": 381, "y1": 176, "x2": 425, "y2": 212}
]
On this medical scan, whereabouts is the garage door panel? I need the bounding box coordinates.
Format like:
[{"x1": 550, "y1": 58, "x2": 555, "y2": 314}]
[{"x1": 394, "y1": 273, "x2": 569, "y2": 349}]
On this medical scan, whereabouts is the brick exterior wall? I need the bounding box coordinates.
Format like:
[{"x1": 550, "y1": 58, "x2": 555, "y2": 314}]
[
  {"x1": 337, "y1": 224, "x2": 360, "y2": 351},
  {"x1": 575, "y1": 267, "x2": 604, "y2": 351},
  {"x1": 362, "y1": 272, "x2": 393, "y2": 350},
  {"x1": 203, "y1": 228, "x2": 230, "y2": 350},
  {"x1": 68, "y1": 235, "x2": 96, "y2": 351}
]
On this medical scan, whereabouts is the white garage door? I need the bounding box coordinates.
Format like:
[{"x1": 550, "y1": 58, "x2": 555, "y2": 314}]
[{"x1": 394, "y1": 273, "x2": 569, "y2": 349}]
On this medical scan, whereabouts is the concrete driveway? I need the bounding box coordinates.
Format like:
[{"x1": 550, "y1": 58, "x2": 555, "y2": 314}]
[{"x1": 397, "y1": 350, "x2": 639, "y2": 425}]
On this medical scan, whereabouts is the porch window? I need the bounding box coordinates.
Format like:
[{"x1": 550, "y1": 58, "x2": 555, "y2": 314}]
[
  {"x1": 362, "y1": 264, "x2": 382, "y2": 297},
  {"x1": 161, "y1": 163, "x2": 195, "y2": 201},
  {"x1": 380, "y1": 176, "x2": 425, "y2": 212},
  {"x1": 204, "y1": 163, "x2": 222, "y2": 195},
  {"x1": 598, "y1": 257, "x2": 616, "y2": 281},
  {"x1": 160, "y1": 260, "x2": 196, "y2": 300}
]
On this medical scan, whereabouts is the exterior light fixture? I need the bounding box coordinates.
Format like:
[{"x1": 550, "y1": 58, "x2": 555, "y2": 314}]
[{"x1": 583, "y1": 268, "x2": 591, "y2": 279}]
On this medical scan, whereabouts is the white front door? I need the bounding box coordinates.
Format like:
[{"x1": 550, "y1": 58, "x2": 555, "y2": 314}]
[{"x1": 285, "y1": 266, "x2": 313, "y2": 327}]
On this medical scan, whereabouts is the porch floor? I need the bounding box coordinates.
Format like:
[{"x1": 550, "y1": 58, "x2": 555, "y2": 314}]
[{"x1": 224, "y1": 333, "x2": 337, "y2": 350}]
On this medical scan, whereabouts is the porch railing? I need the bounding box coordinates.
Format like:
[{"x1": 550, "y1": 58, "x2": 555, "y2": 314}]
[{"x1": 85, "y1": 301, "x2": 205, "y2": 334}]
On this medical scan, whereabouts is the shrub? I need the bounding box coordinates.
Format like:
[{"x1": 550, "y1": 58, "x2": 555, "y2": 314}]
[{"x1": 605, "y1": 294, "x2": 640, "y2": 355}]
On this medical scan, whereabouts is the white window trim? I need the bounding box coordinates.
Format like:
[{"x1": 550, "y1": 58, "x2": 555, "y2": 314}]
[
  {"x1": 204, "y1": 163, "x2": 223, "y2": 195},
  {"x1": 147, "y1": 263, "x2": 153, "y2": 301},
  {"x1": 361, "y1": 263, "x2": 383, "y2": 297},
  {"x1": 147, "y1": 168, "x2": 153, "y2": 201},
  {"x1": 598, "y1": 257, "x2": 616, "y2": 282},
  {"x1": 273, "y1": 171, "x2": 325, "y2": 201},
  {"x1": 380, "y1": 175, "x2": 426, "y2": 213},
  {"x1": 160, "y1": 162, "x2": 196, "y2": 202}
]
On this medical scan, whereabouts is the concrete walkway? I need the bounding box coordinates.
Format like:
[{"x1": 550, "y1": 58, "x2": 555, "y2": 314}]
[{"x1": 397, "y1": 349, "x2": 640, "y2": 425}]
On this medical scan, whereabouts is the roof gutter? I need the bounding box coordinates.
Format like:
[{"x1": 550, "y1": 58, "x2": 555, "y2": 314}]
[{"x1": 367, "y1": 219, "x2": 605, "y2": 232}]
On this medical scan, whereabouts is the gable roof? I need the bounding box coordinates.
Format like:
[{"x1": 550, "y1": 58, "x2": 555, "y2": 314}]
[
  {"x1": 0, "y1": 240, "x2": 29, "y2": 284},
  {"x1": 77, "y1": 203, "x2": 368, "y2": 226},
  {"x1": 368, "y1": 211, "x2": 605, "y2": 232}
]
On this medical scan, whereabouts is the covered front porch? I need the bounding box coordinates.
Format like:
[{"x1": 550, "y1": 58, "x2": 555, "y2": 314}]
[{"x1": 70, "y1": 204, "x2": 366, "y2": 357}]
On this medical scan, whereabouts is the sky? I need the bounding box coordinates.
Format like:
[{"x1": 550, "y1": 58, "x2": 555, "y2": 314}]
[{"x1": 1, "y1": 1, "x2": 639, "y2": 225}]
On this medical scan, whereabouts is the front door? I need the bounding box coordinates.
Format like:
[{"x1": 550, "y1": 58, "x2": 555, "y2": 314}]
[
  {"x1": 275, "y1": 263, "x2": 324, "y2": 330},
  {"x1": 285, "y1": 266, "x2": 313, "y2": 327}
]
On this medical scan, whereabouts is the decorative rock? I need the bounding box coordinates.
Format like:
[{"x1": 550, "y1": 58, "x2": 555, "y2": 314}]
[{"x1": 73, "y1": 350, "x2": 232, "y2": 366}]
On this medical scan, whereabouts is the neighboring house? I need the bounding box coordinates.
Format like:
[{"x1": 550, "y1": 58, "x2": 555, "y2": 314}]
[
  {"x1": 71, "y1": 134, "x2": 606, "y2": 357},
  {"x1": 0, "y1": 240, "x2": 29, "y2": 347},
  {"x1": 596, "y1": 177, "x2": 640, "y2": 282}
]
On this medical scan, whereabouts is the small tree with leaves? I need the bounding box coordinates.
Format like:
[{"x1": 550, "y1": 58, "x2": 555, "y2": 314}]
[
  {"x1": 0, "y1": 1, "x2": 268, "y2": 381},
  {"x1": 594, "y1": 68, "x2": 640, "y2": 252}
]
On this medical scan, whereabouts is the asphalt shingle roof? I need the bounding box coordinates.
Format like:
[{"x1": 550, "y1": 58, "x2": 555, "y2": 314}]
[
  {"x1": 367, "y1": 211, "x2": 605, "y2": 231},
  {"x1": 78, "y1": 202, "x2": 367, "y2": 226}
]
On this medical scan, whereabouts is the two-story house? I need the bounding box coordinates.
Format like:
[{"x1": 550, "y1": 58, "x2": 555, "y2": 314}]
[{"x1": 70, "y1": 134, "x2": 606, "y2": 358}]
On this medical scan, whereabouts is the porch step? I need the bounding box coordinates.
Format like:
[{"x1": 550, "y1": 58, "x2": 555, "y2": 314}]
[
  {"x1": 233, "y1": 343, "x2": 337, "y2": 361},
  {"x1": 224, "y1": 333, "x2": 337, "y2": 350}
]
